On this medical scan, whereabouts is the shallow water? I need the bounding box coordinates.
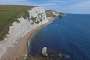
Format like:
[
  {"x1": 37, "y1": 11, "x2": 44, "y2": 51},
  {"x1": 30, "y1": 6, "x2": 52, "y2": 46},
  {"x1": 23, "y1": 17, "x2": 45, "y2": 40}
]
[{"x1": 29, "y1": 14, "x2": 90, "y2": 60}]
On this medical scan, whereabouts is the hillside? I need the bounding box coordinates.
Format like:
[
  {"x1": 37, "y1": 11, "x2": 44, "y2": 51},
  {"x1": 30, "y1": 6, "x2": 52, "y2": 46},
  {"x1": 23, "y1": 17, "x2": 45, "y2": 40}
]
[{"x1": 0, "y1": 5, "x2": 33, "y2": 40}]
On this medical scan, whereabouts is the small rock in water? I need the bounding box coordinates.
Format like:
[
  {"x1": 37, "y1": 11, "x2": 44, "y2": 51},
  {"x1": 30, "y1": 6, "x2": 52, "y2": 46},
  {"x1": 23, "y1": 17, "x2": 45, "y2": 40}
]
[{"x1": 42, "y1": 47, "x2": 48, "y2": 56}]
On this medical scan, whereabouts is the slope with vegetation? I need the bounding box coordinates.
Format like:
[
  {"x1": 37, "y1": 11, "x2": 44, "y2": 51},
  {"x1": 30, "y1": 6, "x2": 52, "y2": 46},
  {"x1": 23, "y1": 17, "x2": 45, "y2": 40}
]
[{"x1": 0, "y1": 5, "x2": 33, "y2": 40}]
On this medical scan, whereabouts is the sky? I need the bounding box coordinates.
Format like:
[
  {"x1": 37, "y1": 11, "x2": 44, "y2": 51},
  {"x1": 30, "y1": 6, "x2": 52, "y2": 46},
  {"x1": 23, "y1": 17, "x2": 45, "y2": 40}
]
[{"x1": 0, "y1": 0, "x2": 90, "y2": 14}]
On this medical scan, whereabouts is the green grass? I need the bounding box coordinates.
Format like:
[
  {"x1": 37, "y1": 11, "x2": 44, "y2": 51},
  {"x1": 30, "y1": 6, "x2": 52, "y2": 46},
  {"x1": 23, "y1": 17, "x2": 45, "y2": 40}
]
[{"x1": 0, "y1": 5, "x2": 33, "y2": 40}]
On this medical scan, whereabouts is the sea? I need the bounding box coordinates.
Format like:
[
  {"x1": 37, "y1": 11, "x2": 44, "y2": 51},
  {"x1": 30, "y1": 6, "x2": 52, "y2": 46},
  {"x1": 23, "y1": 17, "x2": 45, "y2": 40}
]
[{"x1": 29, "y1": 14, "x2": 90, "y2": 60}]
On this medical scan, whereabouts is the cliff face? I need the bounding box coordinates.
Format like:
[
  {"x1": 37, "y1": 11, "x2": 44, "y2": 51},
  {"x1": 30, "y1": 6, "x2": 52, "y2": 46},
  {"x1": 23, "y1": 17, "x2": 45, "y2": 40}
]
[
  {"x1": 29, "y1": 7, "x2": 47, "y2": 24},
  {"x1": 0, "y1": 7, "x2": 49, "y2": 60},
  {"x1": 4, "y1": 7, "x2": 49, "y2": 42}
]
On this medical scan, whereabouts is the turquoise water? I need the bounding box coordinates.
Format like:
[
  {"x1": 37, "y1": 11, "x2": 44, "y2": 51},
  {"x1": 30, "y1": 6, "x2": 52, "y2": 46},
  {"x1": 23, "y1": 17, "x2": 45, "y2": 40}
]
[{"x1": 29, "y1": 14, "x2": 90, "y2": 60}]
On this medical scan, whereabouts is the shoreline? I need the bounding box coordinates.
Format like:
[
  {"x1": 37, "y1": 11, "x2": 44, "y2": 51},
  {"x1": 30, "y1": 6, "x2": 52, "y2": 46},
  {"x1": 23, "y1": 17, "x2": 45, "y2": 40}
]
[{"x1": 30, "y1": 17, "x2": 56, "y2": 41}]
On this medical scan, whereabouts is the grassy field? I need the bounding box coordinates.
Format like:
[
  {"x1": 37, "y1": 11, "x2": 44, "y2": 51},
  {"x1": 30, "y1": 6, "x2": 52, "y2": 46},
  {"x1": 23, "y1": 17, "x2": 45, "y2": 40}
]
[{"x1": 0, "y1": 5, "x2": 33, "y2": 40}]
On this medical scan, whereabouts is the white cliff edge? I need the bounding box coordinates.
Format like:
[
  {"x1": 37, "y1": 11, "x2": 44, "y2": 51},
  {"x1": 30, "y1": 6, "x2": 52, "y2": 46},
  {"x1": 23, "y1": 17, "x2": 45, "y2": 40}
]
[{"x1": 0, "y1": 7, "x2": 49, "y2": 59}]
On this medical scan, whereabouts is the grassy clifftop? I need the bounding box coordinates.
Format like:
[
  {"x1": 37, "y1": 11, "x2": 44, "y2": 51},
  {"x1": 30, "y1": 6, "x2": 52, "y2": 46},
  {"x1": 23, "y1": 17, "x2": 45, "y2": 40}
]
[{"x1": 0, "y1": 5, "x2": 34, "y2": 40}]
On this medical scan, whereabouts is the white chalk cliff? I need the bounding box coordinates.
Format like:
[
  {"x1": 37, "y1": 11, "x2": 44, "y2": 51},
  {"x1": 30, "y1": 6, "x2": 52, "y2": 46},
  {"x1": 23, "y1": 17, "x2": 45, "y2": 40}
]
[{"x1": 0, "y1": 7, "x2": 49, "y2": 59}]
